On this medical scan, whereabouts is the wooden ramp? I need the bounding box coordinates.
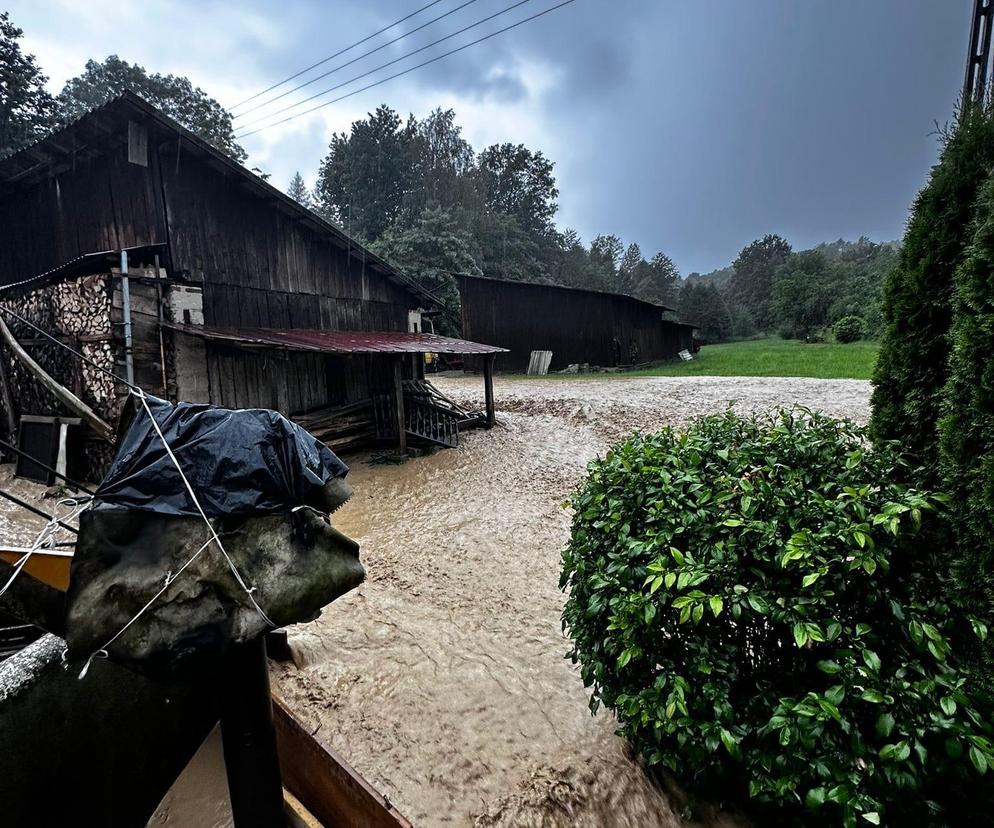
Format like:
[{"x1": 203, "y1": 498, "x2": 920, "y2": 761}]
[{"x1": 375, "y1": 380, "x2": 481, "y2": 449}]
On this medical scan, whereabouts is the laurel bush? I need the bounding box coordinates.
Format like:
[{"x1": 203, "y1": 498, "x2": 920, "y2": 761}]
[{"x1": 561, "y1": 410, "x2": 994, "y2": 826}]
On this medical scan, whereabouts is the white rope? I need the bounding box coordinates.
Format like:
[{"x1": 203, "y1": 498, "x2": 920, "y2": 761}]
[
  {"x1": 131, "y1": 388, "x2": 275, "y2": 627},
  {"x1": 78, "y1": 389, "x2": 276, "y2": 678},
  {"x1": 0, "y1": 497, "x2": 88, "y2": 601},
  {"x1": 78, "y1": 534, "x2": 215, "y2": 679}
]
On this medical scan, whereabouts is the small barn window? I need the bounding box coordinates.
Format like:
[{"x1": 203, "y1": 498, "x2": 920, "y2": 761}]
[{"x1": 128, "y1": 121, "x2": 148, "y2": 167}]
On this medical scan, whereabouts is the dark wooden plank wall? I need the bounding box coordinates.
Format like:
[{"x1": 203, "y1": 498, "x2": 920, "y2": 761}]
[
  {"x1": 153, "y1": 143, "x2": 418, "y2": 412},
  {"x1": 156, "y1": 141, "x2": 413, "y2": 324},
  {"x1": 1, "y1": 131, "x2": 421, "y2": 417},
  {"x1": 0, "y1": 149, "x2": 166, "y2": 288},
  {"x1": 460, "y1": 277, "x2": 694, "y2": 372}
]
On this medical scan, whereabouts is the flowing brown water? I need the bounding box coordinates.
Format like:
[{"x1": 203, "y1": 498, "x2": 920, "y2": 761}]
[
  {"x1": 1, "y1": 376, "x2": 871, "y2": 826},
  {"x1": 273, "y1": 375, "x2": 871, "y2": 826}
]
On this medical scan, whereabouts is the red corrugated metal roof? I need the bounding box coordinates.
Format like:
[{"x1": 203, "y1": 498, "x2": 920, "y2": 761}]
[{"x1": 166, "y1": 324, "x2": 507, "y2": 355}]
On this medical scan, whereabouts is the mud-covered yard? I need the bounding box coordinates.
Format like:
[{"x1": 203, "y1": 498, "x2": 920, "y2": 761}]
[{"x1": 272, "y1": 376, "x2": 871, "y2": 827}]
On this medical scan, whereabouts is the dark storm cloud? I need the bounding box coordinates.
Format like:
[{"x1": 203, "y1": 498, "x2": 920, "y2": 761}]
[
  {"x1": 9, "y1": 0, "x2": 974, "y2": 273},
  {"x1": 266, "y1": 0, "x2": 969, "y2": 274}
]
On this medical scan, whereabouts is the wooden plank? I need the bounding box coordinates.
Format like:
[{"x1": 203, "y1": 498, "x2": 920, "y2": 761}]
[
  {"x1": 272, "y1": 696, "x2": 411, "y2": 828},
  {"x1": 0, "y1": 347, "x2": 17, "y2": 438}
]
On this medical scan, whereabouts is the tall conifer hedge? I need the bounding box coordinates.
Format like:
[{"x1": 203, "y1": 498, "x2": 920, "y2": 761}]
[
  {"x1": 939, "y1": 169, "x2": 994, "y2": 634},
  {"x1": 870, "y1": 107, "x2": 994, "y2": 477}
]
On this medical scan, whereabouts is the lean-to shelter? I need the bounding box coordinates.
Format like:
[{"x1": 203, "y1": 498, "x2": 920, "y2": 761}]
[{"x1": 0, "y1": 92, "x2": 503, "y2": 477}]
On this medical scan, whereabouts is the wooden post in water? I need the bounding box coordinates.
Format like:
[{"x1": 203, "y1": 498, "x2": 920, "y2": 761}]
[
  {"x1": 393, "y1": 356, "x2": 407, "y2": 455},
  {"x1": 219, "y1": 637, "x2": 286, "y2": 828},
  {"x1": 0, "y1": 349, "x2": 17, "y2": 442},
  {"x1": 483, "y1": 354, "x2": 496, "y2": 429}
]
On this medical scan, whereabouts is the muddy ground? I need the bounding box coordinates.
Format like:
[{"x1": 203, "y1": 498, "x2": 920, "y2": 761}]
[
  {"x1": 0, "y1": 464, "x2": 78, "y2": 548},
  {"x1": 272, "y1": 375, "x2": 872, "y2": 827}
]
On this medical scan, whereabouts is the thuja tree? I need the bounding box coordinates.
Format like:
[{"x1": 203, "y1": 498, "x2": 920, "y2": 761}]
[
  {"x1": 561, "y1": 410, "x2": 994, "y2": 826},
  {"x1": 870, "y1": 105, "x2": 994, "y2": 476},
  {"x1": 939, "y1": 170, "x2": 994, "y2": 652}
]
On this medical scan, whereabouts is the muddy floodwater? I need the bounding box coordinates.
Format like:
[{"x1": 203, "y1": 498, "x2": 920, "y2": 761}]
[
  {"x1": 0, "y1": 464, "x2": 79, "y2": 547},
  {"x1": 273, "y1": 375, "x2": 871, "y2": 827}
]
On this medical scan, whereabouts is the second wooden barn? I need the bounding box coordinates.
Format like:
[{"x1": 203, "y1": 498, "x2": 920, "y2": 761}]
[
  {"x1": 457, "y1": 274, "x2": 695, "y2": 373},
  {"x1": 0, "y1": 92, "x2": 504, "y2": 479}
]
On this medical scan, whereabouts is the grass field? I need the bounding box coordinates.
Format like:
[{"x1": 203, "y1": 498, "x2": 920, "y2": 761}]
[{"x1": 627, "y1": 337, "x2": 879, "y2": 380}]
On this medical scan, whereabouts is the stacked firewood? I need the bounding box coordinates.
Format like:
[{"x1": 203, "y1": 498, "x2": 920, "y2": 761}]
[
  {"x1": 292, "y1": 399, "x2": 377, "y2": 453},
  {"x1": 1, "y1": 273, "x2": 124, "y2": 476},
  {"x1": 52, "y1": 275, "x2": 111, "y2": 339},
  {"x1": 3, "y1": 275, "x2": 120, "y2": 415}
]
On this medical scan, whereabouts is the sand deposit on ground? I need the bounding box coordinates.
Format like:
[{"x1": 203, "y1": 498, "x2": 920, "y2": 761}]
[{"x1": 273, "y1": 375, "x2": 871, "y2": 826}]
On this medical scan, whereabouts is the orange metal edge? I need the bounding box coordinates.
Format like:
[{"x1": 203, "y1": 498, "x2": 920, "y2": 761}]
[{"x1": 0, "y1": 550, "x2": 72, "y2": 592}]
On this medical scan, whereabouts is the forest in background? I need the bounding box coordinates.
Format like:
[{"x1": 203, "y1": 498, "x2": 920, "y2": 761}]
[{"x1": 0, "y1": 11, "x2": 899, "y2": 343}]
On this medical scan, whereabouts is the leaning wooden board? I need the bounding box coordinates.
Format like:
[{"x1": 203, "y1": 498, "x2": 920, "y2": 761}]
[{"x1": 273, "y1": 695, "x2": 412, "y2": 828}]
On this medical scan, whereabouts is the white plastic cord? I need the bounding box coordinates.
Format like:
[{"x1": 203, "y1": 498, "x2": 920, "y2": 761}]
[
  {"x1": 0, "y1": 497, "x2": 88, "y2": 601},
  {"x1": 78, "y1": 534, "x2": 215, "y2": 679},
  {"x1": 131, "y1": 388, "x2": 275, "y2": 627},
  {"x1": 78, "y1": 389, "x2": 276, "y2": 678}
]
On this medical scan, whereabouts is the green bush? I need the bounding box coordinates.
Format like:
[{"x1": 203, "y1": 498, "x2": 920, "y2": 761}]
[
  {"x1": 561, "y1": 410, "x2": 994, "y2": 826},
  {"x1": 939, "y1": 170, "x2": 994, "y2": 657},
  {"x1": 834, "y1": 315, "x2": 865, "y2": 343},
  {"x1": 871, "y1": 106, "x2": 994, "y2": 477}
]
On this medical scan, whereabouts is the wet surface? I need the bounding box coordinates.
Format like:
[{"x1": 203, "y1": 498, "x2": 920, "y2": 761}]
[
  {"x1": 0, "y1": 464, "x2": 78, "y2": 548},
  {"x1": 1, "y1": 376, "x2": 871, "y2": 826},
  {"x1": 273, "y1": 376, "x2": 871, "y2": 826}
]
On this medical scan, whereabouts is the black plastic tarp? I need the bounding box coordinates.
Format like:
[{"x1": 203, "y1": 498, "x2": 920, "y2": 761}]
[{"x1": 95, "y1": 395, "x2": 348, "y2": 516}]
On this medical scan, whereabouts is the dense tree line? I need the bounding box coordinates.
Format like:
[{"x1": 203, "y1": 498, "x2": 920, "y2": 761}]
[
  {"x1": 679, "y1": 235, "x2": 897, "y2": 343},
  {"x1": 305, "y1": 103, "x2": 685, "y2": 312}
]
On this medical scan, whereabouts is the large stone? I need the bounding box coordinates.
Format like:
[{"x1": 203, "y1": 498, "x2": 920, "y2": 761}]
[{"x1": 66, "y1": 505, "x2": 364, "y2": 675}]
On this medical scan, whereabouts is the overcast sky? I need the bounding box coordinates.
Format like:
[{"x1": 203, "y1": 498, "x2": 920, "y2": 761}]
[{"x1": 9, "y1": 0, "x2": 972, "y2": 274}]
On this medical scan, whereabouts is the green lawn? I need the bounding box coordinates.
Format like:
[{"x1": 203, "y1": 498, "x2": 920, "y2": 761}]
[{"x1": 628, "y1": 337, "x2": 878, "y2": 380}]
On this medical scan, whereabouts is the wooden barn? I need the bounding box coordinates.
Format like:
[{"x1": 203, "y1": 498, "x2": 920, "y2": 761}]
[
  {"x1": 0, "y1": 92, "x2": 503, "y2": 478},
  {"x1": 457, "y1": 273, "x2": 695, "y2": 373}
]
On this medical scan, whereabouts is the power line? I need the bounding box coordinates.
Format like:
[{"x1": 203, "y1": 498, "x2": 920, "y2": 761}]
[
  {"x1": 236, "y1": 0, "x2": 575, "y2": 139},
  {"x1": 234, "y1": 0, "x2": 483, "y2": 121},
  {"x1": 230, "y1": 0, "x2": 447, "y2": 111},
  {"x1": 236, "y1": 0, "x2": 547, "y2": 136}
]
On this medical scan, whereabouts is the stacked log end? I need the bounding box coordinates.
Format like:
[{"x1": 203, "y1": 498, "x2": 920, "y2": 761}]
[{"x1": 292, "y1": 399, "x2": 377, "y2": 453}]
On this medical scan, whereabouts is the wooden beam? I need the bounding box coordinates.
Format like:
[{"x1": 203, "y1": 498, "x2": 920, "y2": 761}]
[
  {"x1": 483, "y1": 354, "x2": 496, "y2": 429},
  {"x1": 0, "y1": 314, "x2": 114, "y2": 441},
  {"x1": 273, "y1": 696, "x2": 412, "y2": 828},
  {"x1": 393, "y1": 356, "x2": 407, "y2": 455},
  {"x1": 0, "y1": 347, "x2": 17, "y2": 440}
]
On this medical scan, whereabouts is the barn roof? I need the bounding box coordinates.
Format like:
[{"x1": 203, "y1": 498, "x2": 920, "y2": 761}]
[
  {"x1": 456, "y1": 272, "x2": 682, "y2": 315},
  {"x1": 163, "y1": 324, "x2": 507, "y2": 355},
  {"x1": 0, "y1": 91, "x2": 439, "y2": 306}
]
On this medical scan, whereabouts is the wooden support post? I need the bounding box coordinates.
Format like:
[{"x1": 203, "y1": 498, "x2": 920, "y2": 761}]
[
  {"x1": 0, "y1": 346, "x2": 17, "y2": 442},
  {"x1": 219, "y1": 637, "x2": 286, "y2": 828},
  {"x1": 483, "y1": 354, "x2": 496, "y2": 429},
  {"x1": 393, "y1": 356, "x2": 407, "y2": 455}
]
